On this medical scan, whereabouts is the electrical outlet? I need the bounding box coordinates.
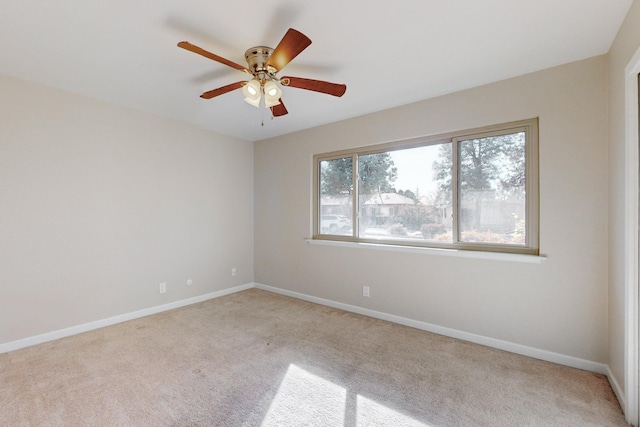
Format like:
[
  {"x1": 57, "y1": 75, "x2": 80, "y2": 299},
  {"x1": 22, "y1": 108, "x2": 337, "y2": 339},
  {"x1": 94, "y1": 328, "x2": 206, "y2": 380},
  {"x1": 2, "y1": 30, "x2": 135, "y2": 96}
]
[
  {"x1": 186, "y1": 279, "x2": 193, "y2": 286},
  {"x1": 363, "y1": 286, "x2": 370, "y2": 297},
  {"x1": 232, "y1": 268, "x2": 237, "y2": 277},
  {"x1": 159, "y1": 282, "x2": 167, "y2": 294}
]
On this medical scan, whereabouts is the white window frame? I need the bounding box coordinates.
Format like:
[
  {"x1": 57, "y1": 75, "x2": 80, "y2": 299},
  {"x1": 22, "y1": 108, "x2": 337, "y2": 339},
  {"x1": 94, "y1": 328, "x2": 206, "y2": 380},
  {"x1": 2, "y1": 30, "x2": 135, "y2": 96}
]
[{"x1": 312, "y1": 118, "x2": 539, "y2": 255}]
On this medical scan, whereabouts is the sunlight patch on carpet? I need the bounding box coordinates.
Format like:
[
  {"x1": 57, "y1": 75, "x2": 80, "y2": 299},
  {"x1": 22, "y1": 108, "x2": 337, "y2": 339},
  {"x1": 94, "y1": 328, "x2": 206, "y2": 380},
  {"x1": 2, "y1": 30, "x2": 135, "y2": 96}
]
[
  {"x1": 261, "y1": 364, "x2": 431, "y2": 426},
  {"x1": 262, "y1": 364, "x2": 346, "y2": 425}
]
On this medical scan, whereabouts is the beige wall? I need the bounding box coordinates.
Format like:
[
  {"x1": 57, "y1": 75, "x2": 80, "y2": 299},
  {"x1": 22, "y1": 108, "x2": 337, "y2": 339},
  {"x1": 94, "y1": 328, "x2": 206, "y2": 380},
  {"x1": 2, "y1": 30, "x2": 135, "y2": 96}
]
[
  {"x1": 608, "y1": 0, "x2": 640, "y2": 405},
  {"x1": 255, "y1": 55, "x2": 609, "y2": 363},
  {"x1": 0, "y1": 74, "x2": 254, "y2": 345}
]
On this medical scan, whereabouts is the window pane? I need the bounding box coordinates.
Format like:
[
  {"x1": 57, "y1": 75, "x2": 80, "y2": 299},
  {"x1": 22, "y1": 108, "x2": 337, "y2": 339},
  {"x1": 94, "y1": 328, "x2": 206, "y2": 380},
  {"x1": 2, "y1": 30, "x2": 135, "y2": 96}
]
[
  {"x1": 458, "y1": 132, "x2": 526, "y2": 245},
  {"x1": 313, "y1": 118, "x2": 537, "y2": 254},
  {"x1": 319, "y1": 157, "x2": 353, "y2": 236},
  {"x1": 358, "y1": 145, "x2": 452, "y2": 243}
]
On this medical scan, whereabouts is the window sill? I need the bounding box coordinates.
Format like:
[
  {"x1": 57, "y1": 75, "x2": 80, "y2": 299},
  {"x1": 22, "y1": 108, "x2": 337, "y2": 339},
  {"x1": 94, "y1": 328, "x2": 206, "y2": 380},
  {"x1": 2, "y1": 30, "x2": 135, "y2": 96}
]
[{"x1": 305, "y1": 239, "x2": 546, "y2": 264}]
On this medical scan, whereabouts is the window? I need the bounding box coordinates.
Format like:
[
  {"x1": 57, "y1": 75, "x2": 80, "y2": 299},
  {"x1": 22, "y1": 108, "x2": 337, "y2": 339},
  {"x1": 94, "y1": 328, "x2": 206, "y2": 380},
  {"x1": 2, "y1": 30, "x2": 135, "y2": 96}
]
[{"x1": 313, "y1": 119, "x2": 539, "y2": 255}]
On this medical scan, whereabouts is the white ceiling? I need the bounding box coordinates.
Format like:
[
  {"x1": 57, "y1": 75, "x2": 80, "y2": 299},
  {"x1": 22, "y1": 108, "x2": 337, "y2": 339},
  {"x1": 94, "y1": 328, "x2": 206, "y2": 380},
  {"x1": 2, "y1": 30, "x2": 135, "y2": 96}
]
[{"x1": 0, "y1": 0, "x2": 632, "y2": 142}]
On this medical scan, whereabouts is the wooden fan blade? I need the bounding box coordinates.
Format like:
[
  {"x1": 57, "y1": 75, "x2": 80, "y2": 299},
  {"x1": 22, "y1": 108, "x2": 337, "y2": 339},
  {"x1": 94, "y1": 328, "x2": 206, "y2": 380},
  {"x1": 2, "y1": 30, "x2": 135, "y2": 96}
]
[
  {"x1": 265, "y1": 28, "x2": 312, "y2": 72},
  {"x1": 178, "y1": 41, "x2": 249, "y2": 73},
  {"x1": 280, "y1": 76, "x2": 346, "y2": 97},
  {"x1": 200, "y1": 81, "x2": 245, "y2": 99},
  {"x1": 270, "y1": 99, "x2": 288, "y2": 117}
]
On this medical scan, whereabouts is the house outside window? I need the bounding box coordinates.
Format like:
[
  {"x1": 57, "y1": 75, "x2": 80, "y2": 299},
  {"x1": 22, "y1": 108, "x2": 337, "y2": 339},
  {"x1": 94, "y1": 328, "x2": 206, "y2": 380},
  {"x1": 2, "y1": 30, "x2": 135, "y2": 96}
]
[{"x1": 313, "y1": 118, "x2": 539, "y2": 255}]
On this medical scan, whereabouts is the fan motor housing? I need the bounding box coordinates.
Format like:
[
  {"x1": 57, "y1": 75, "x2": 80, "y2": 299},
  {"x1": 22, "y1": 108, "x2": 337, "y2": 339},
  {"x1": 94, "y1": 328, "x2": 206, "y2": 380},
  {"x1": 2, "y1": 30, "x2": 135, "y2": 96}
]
[{"x1": 245, "y1": 46, "x2": 274, "y2": 76}]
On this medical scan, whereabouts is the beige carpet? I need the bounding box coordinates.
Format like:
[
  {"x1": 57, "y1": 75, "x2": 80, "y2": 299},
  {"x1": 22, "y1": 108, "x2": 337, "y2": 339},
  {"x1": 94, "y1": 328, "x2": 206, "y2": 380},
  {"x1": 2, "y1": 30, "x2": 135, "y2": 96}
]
[{"x1": 0, "y1": 289, "x2": 628, "y2": 426}]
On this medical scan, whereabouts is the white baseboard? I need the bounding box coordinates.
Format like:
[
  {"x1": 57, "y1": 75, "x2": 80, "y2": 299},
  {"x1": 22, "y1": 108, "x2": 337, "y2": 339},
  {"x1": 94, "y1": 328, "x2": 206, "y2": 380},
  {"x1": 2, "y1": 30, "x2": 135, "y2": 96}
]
[
  {"x1": 3, "y1": 281, "x2": 619, "y2": 395},
  {"x1": 0, "y1": 283, "x2": 253, "y2": 354},
  {"x1": 254, "y1": 282, "x2": 610, "y2": 376},
  {"x1": 607, "y1": 364, "x2": 627, "y2": 415}
]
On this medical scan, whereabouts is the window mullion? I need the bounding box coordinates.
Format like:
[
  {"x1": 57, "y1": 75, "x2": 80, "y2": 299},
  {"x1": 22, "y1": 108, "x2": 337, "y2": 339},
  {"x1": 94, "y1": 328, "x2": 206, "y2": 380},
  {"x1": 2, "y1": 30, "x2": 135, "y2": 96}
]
[
  {"x1": 525, "y1": 122, "x2": 539, "y2": 250},
  {"x1": 352, "y1": 153, "x2": 359, "y2": 239},
  {"x1": 451, "y1": 140, "x2": 460, "y2": 244}
]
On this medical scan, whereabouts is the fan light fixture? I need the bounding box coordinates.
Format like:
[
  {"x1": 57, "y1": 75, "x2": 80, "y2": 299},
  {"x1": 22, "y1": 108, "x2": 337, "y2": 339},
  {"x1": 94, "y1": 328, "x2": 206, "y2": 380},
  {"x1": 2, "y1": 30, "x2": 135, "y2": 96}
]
[
  {"x1": 242, "y1": 79, "x2": 261, "y2": 107},
  {"x1": 263, "y1": 80, "x2": 282, "y2": 107},
  {"x1": 241, "y1": 78, "x2": 281, "y2": 108}
]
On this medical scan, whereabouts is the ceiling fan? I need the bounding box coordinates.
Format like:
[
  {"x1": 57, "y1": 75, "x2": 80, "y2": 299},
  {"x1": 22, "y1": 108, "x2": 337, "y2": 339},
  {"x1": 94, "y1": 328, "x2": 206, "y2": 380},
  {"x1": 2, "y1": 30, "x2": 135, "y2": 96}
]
[{"x1": 178, "y1": 28, "x2": 346, "y2": 118}]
